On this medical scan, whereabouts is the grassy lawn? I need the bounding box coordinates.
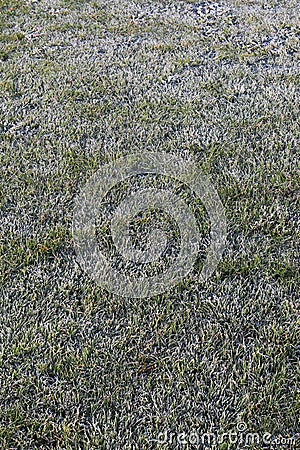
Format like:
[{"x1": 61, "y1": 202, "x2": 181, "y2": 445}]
[{"x1": 0, "y1": 0, "x2": 299, "y2": 448}]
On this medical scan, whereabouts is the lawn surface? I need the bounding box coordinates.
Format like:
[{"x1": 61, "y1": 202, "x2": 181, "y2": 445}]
[{"x1": 0, "y1": 0, "x2": 299, "y2": 449}]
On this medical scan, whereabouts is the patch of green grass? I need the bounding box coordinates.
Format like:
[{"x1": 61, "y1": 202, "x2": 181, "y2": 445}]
[
  {"x1": 0, "y1": 0, "x2": 299, "y2": 448},
  {"x1": 0, "y1": 226, "x2": 69, "y2": 282}
]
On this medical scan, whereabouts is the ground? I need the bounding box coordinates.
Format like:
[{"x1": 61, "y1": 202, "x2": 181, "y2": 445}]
[{"x1": 0, "y1": 0, "x2": 299, "y2": 449}]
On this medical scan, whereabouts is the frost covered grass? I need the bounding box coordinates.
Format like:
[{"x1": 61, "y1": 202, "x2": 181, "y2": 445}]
[{"x1": 0, "y1": 0, "x2": 299, "y2": 448}]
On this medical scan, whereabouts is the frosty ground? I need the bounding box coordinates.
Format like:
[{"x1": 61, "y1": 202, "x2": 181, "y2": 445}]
[{"x1": 0, "y1": 0, "x2": 299, "y2": 448}]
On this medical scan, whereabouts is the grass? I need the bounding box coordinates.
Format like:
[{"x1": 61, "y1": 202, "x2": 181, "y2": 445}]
[{"x1": 0, "y1": 0, "x2": 299, "y2": 449}]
